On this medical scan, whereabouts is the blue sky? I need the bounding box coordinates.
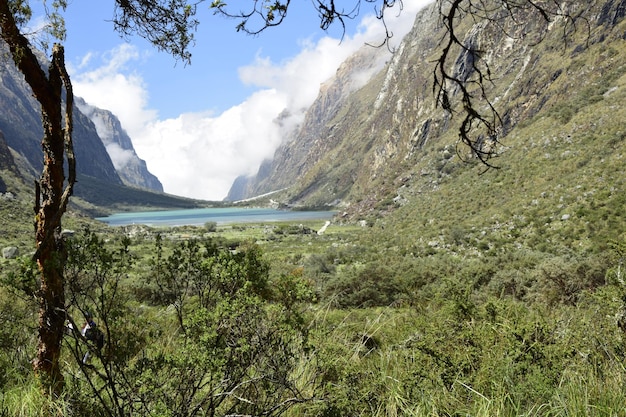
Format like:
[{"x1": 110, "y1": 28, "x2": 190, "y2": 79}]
[
  {"x1": 33, "y1": 1, "x2": 432, "y2": 200},
  {"x1": 62, "y1": 1, "x2": 361, "y2": 117}
]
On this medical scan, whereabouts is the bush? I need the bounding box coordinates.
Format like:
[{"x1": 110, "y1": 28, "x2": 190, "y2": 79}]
[
  {"x1": 204, "y1": 221, "x2": 217, "y2": 232},
  {"x1": 534, "y1": 254, "x2": 607, "y2": 305},
  {"x1": 325, "y1": 263, "x2": 403, "y2": 308}
]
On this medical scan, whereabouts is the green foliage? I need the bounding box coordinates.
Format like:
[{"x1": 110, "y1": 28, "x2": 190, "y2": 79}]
[
  {"x1": 7, "y1": 0, "x2": 67, "y2": 53},
  {"x1": 274, "y1": 223, "x2": 315, "y2": 235},
  {"x1": 271, "y1": 267, "x2": 316, "y2": 309},
  {"x1": 40, "y1": 228, "x2": 311, "y2": 416},
  {"x1": 145, "y1": 235, "x2": 271, "y2": 328},
  {"x1": 1, "y1": 214, "x2": 626, "y2": 416},
  {"x1": 606, "y1": 238, "x2": 626, "y2": 286},
  {"x1": 325, "y1": 263, "x2": 403, "y2": 308},
  {"x1": 532, "y1": 253, "x2": 607, "y2": 306},
  {"x1": 65, "y1": 227, "x2": 133, "y2": 320},
  {"x1": 7, "y1": 0, "x2": 32, "y2": 27},
  {"x1": 301, "y1": 288, "x2": 626, "y2": 416},
  {"x1": 203, "y1": 221, "x2": 217, "y2": 232},
  {"x1": 0, "y1": 286, "x2": 35, "y2": 390},
  {"x1": 112, "y1": 0, "x2": 200, "y2": 64},
  {"x1": 1, "y1": 256, "x2": 38, "y2": 296}
]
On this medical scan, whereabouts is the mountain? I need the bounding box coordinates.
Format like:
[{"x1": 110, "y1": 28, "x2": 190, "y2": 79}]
[
  {"x1": 0, "y1": 42, "x2": 122, "y2": 185},
  {"x1": 75, "y1": 97, "x2": 163, "y2": 192},
  {"x1": 0, "y1": 131, "x2": 15, "y2": 194},
  {"x1": 226, "y1": 0, "x2": 626, "y2": 222},
  {"x1": 0, "y1": 40, "x2": 174, "y2": 209},
  {"x1": 226, "y1": 43, "x2": 391, "y2": 201}
]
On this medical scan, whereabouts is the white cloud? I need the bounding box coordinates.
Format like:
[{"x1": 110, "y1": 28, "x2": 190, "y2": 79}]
[
  {"x1": 70, "y1": 44, "x2": 157, "y2": 134},
  {"x1": 105, "y1": 143, "x2": 136, "y2": 171},
  {"x1": 75, "y1": 52, "x2": 94, "y2": 71},
  {"x1": 70, "y1": 2, "x2": 432, "y2": 201},
  {"x1": 133, "y1": 90, "x2": 287, "y2": 199}
]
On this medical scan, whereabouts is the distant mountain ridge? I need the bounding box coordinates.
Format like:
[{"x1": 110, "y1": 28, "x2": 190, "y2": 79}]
[
  {"x1": 76, "y1": 97, "x2": 163, "y2": 192},
  {"x1": 0, "y1": 40, "x2": 163, "y2": 204}
]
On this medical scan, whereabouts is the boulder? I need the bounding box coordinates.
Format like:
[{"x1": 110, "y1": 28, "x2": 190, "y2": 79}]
[{"x1": 2, "y1": 246, "x2": 18, "y2": 259}]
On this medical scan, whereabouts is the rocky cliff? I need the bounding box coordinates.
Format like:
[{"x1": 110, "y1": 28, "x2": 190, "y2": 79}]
[
  {"x1": 226, "y1": 0, "x2": 626, "y2": 219},
  {"x1": 76, "y1": 98, "x2": 163, "y2": 192},
  {"x1": 0, "y1": 40, "x2": 162, "y2": 201},
  {"x1": 226, "y1": 42, "x2": 392, "y2": 201}
]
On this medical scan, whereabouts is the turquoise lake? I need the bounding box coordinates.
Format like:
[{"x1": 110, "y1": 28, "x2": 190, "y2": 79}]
[{"x1": 96, "y1": 207, "x2": 337, "y2": 227}]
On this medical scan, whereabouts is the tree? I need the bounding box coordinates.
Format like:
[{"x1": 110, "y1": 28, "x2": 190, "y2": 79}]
[
  {"x1": 61, "y1": 230, "x2": 312, "y2": 416},
  {"x1": 0, "y1": 0, "x2": 75, "y2": 394},
  {"x1": 0, "y1": 0, "x2": 195, "y2": 394}
]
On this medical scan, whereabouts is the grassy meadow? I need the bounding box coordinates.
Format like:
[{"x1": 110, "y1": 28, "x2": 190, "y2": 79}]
[{"x1": 1, "y1": 198, "x2": 626, "y2": 416}]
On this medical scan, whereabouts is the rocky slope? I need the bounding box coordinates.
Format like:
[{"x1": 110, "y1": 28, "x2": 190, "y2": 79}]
[
  {"x1": 76, "y1": 97, "x2": 163, "y2": 192},
  {"x1": 226, "y1": 43, "x2": 391, "y2": 201},
  {"x1": 0, "y1": 40, "x2": 162, "y2": 202},
  {"x1": 226, "y1": 0, "x2": 626, "y2": 220}
]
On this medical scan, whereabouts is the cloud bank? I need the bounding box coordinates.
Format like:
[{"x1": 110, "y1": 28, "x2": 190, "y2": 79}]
[{"x1": 70, "y1": 2, "x2": 431, "y2": 201}]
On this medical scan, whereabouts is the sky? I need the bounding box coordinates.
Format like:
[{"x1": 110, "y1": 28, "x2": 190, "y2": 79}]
[{"x1": 37, "y1": 0, "x2": 433, "y2": 201}]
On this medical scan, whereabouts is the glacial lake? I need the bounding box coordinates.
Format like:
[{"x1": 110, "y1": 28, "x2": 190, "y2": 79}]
[{"x1": 96, "y1": 207, "x2": 337, "y2": 227}]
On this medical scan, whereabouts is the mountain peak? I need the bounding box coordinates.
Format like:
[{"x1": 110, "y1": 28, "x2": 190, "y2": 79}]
[{"x1": 76, "y1": 97, "x2": 163, "y2": 192}]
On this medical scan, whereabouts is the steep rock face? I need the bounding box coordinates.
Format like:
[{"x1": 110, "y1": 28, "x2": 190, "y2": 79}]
[
  {"x1": 0, "y1": 45, "x2": 51, "y2": 175},
  {"x1": 0, "y1": 40, "x2": 164, "y2": 203},
  {"x1": 0, "y1": 41, "x2": 122, "y2": 186},
  {"x1": 227, "y1": 1, "x2": 626, "y2": 214},
  {"x1": 0, "y1": 130, "x2": 15, "y2": 194},
  {"x1": 226, "y1": 6, "x2": 442, "y2": 204},
  {"x1": 0, "y1": 130, "x2": 17, "y2": 173},
  {"x1": 76, "y1": 98, "x2": 163, "y2": 192},
  {"x1": 225, "y1": 43, "x2": 391, "y2": 201}
]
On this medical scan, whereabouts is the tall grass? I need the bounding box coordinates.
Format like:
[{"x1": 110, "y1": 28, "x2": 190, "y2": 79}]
[
  {"x1": 0, "y1": 383, "x2": 72, "y2": 417},
  {"x1": 292, "y1": 292, "x2": 626, "y2": 417},
  {"x1": 548, "y1": 365, "x2": 626, "y2": 417}
]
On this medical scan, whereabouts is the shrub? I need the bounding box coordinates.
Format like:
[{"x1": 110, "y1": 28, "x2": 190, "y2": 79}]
[
  {"x1": 325, "y1": 263, "x2": 403, "y2": 308},
  {"x1": 534, "y1": 254, "x2": 608, "y2": 305},
  {"x1": 204, "y1": 221, "x2": 217, "y2": 232}
]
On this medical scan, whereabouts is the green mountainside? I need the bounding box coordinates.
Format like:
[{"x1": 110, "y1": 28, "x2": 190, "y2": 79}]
[
  {"x1": 219, "y1": 0, "x2": 626, "y2": 314},
  {"x1": 232, "y1": 1, "x2": 625, "y2": 239},
  {"x1": 225, "y1": 1, "x2": 626, "y2": 302}
]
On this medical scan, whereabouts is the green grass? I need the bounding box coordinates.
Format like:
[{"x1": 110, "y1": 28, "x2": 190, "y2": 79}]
[
  {"x1": 2, "y1": 216, "x2": 626, "y2": 416},
  {"x1": 0, "y1": 381, "x2": 73, "y2": 417}
]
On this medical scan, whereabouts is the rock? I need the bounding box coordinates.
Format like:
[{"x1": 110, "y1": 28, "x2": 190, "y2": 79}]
[
  {"x1": 2, "y1": 246, "x2": 18, "y2": 259},
  {"x1": 61, "y1": 229, "x2": 75, "y2": 238}
]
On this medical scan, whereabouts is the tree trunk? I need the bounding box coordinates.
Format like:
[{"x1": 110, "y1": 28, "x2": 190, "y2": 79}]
[
  {"x1": 1, "y1": 2, "x2": 76, "y2": 395},
  {"x1": 32, "y1": 47, "x2": 67, "y2": 392}
]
